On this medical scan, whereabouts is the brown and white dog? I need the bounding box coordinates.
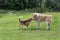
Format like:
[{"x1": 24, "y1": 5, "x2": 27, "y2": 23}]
[
  {"x1": 18, "y1": 17, "x2": 32, "y2": 29},
  {"x1": 32, "y1": 13, "x2": 52, "y2": 30}
]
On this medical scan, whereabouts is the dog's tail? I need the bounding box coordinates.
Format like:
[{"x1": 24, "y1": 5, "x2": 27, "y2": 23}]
[
  {"x1": 19, "y1": 16, "x2": 23, "y2": 21},
  {"x1": 19, "y1": 18, "x2": 21, "y2": 22}
]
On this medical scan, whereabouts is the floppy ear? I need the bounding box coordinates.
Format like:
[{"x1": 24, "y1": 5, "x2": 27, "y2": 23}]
[{"x1": 33, "y1": 14, "x2": 37, "y2": 18}]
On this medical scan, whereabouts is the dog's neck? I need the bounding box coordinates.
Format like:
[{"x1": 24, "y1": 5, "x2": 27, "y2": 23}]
[{"x1": 27, "y1": 18, "x2": 32, "y2": 22}]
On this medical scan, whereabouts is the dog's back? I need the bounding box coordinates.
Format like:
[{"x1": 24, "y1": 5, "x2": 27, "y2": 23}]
[{"x1": 19, "y1": 18, "x2": 27, "y2": 25}]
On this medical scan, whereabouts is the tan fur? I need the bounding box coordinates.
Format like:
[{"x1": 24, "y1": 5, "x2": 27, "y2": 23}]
[{"x1": 32, "y1": 13, "x2": 52, "y2": 30}]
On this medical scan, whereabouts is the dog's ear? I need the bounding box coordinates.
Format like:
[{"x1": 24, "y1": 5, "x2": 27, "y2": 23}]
[{"x1": 33, "y1": 14, "x2": 37, "y2": 18}]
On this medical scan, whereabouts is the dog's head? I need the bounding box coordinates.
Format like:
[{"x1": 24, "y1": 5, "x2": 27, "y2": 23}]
[{"x1": 32, "y1": 13, "x2": 40, "y2": 19}]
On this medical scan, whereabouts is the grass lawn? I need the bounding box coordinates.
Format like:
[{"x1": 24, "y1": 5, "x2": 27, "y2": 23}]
[{"x1": 0, "y1": 11, "x2": 60, "y2": 40}]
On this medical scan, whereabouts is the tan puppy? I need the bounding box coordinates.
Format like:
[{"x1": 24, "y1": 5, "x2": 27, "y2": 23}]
[{"x1": 32, "y1": 13, "x2": 52, "y2": 30}]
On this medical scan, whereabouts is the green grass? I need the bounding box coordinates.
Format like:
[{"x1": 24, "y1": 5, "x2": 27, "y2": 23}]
[{"x1": 0, "y1": 11, "x2": 60, "y2": 40}]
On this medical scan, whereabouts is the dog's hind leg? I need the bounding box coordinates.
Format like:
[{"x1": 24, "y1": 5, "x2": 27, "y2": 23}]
[
  {"x1": 18, "y1": 23, "x2": 21, "y2": 29},
  {"x1": 46, "y1": 21, "x2": 50, "y2": 30},
  {"x1": 18, "y1": 22, "x2": 22, "y2": 29}
]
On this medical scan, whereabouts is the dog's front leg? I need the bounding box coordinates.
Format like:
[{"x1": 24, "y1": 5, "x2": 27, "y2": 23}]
[{"x1": 36, "y1": 21, "x2": 40, "y2": 29}]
